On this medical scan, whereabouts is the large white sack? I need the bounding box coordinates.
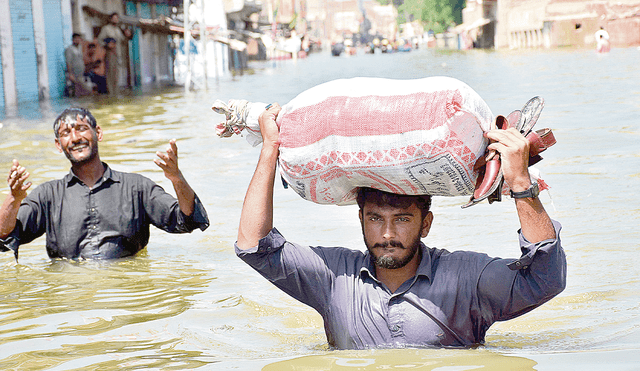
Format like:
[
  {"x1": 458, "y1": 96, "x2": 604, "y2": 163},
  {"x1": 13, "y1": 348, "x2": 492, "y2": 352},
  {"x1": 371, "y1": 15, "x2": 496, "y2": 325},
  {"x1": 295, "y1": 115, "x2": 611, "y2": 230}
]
[{"x1": 214, "y1": 76, "x2": 494, "y2": 205}]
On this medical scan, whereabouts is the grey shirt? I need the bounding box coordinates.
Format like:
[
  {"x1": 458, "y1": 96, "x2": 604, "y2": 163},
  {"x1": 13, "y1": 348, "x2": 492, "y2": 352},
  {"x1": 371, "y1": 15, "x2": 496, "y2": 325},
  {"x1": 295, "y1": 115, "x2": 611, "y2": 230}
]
[
  {"x1": 236, "y1": 220, "x2": 566, "y2": 349},
  {"x1": 64, "y1": 44, "x2": 85, "y2": 79},
  {"x1": 1, "y1": 164, "x2": 209, "y2": 260}
]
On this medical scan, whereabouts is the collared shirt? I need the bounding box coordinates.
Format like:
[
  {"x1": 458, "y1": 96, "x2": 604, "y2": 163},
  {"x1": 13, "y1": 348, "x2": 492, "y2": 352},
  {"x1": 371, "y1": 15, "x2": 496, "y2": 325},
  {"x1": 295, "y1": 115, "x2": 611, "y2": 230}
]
[
  {"x1": 1, "y1": 164, "x2": 209, "y2": 260},
  {"x1": 97, "y1": 24, "x2": 126, "y2": 61},
  {"x1": 64, "y1": 44, "x2": 85, "y2": 78},
  {"x1": 236, "y1": 220, "x2": 566, "y2": 349}
]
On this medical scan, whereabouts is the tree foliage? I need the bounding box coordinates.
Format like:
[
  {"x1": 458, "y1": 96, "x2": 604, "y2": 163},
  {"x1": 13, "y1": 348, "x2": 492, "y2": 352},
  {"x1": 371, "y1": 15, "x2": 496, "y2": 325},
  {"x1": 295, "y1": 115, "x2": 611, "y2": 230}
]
[{"x1": 376, "y1": 0, "x2": 465, "y2": 34}]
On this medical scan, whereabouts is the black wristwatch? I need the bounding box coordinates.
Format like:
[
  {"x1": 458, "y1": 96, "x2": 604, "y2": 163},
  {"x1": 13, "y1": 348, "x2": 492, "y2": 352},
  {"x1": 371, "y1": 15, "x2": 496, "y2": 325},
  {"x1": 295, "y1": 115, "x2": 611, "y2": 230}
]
[{"x1": 510, "y1": 182, "x2": 540, "y2": 199}]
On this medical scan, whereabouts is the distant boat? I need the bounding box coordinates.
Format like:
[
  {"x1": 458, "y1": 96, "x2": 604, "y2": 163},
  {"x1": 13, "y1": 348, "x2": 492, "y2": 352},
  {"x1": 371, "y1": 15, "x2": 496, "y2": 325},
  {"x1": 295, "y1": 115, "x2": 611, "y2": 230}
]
[
  {"x1": 397, "y1": 43, "x2": 412, "y2": 52},
  {"x1": 331, "y1": 42, "x2": 344, "y2": 57}
]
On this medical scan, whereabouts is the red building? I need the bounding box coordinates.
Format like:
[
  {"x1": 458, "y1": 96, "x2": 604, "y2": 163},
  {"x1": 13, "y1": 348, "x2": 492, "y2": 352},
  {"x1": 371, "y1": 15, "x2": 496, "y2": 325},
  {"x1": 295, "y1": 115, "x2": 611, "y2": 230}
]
[{"x1": 493, "y1": 0, "x2": 640, "y2": 49}]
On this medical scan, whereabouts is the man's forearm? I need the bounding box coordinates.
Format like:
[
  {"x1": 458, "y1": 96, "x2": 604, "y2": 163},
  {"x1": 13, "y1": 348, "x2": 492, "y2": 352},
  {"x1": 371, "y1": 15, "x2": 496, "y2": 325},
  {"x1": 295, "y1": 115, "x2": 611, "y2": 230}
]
[
  {"x1": 0, "y1": 195, "x2": 21, "y2": 239},
  {"x1": 237, "y1": 145, "x2": 279, "y2": 249},
  {"x1": 515, "y1": 197, "x2": 556, "y2": 243},
  {"x1": 171, "y1": 174, "x2": 196, "y2": 216}
]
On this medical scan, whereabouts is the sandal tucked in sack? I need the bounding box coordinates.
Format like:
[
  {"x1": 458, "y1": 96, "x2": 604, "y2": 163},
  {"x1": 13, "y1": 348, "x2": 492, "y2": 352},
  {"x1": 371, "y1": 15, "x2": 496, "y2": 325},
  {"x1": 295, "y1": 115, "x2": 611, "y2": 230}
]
[{"x1": 462, "y1": 97, "x2": 556, "y2": 208}]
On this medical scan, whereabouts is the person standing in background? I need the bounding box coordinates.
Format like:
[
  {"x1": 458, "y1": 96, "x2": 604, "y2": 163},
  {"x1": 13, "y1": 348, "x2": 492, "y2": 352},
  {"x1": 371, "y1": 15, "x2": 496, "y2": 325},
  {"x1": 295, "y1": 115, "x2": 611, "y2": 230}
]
[
  {"x1": 97, "y1": 13, "x2": 133, "y2": 91},
  {"x1": 595, "y1": 27, "x2": 610, "y2": 53},
  {"x1": 103, "y1": 38, "x2": 118, "y2": 95},
  {"x1": 84, "y1": 42, "x2": 107, "y2": 94},
  {"x1": 65, "y1": 33, "x2": 93, "y2": 96}
]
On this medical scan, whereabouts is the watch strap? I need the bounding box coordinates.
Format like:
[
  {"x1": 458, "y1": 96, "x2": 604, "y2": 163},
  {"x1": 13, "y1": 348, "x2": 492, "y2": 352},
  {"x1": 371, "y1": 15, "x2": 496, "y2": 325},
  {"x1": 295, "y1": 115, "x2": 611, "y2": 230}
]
[{"x1": 510, "y1": 182, "x2": 540, "y2": 199}]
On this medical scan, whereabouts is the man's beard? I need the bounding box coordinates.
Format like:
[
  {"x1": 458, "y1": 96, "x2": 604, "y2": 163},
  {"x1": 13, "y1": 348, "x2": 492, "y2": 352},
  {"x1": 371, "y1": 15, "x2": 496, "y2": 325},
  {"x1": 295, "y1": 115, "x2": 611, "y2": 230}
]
[
  {"x1": 63, "y1": 138, "x2": 98, "y2": 164},
  {"x1": 366, "y1": 234, "x2": 422, "y2": 270}
]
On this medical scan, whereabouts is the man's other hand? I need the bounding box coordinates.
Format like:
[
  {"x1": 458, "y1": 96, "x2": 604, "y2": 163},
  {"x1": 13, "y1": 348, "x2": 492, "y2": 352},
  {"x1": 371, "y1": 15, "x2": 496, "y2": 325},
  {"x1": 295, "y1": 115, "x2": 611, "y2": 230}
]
[
  {"x1": 258, "y1": 103, "x2": 281, "y2": 150},
  {"x1": 154, "y1": 139, "x2": 183, "y2": 183},
  {"x1": 7, "y1": 159, "x2": 31, "y2": 202}
]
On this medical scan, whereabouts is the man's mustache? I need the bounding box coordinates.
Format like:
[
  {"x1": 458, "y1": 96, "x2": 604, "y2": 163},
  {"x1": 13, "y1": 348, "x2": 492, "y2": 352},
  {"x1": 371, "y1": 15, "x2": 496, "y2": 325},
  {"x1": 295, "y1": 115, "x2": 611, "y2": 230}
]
[
  {"x1": 372, "y1": 240, "x2": 405, "y2": 249},
  {"x1": 67, "y1": 140, "x2": 90, "y2": 148}
]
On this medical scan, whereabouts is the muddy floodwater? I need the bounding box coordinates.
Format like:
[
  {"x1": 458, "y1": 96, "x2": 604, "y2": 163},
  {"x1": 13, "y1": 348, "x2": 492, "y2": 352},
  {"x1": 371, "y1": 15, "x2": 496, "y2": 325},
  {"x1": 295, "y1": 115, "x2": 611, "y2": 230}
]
[{"x1": 1, "y1": 46, "x2": 639, "y2": 370}]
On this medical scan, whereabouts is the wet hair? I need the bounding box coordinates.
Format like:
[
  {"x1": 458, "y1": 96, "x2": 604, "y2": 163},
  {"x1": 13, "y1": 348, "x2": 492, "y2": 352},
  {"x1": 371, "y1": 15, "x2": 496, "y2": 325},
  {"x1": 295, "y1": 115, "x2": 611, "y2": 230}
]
[
  {"x1": 53, "y1": 108, "x2": 97, "y2": 138},
  {"x1": 356, "y1": 187, "x2": 432, "y2": 219}
]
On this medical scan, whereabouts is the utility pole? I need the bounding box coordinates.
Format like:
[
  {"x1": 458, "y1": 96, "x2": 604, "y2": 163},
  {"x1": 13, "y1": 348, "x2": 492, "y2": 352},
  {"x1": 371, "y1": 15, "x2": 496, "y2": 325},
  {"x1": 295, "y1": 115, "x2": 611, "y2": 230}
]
[{"x1": 183, "y1": 0, "x2": 208, "y2": 92}]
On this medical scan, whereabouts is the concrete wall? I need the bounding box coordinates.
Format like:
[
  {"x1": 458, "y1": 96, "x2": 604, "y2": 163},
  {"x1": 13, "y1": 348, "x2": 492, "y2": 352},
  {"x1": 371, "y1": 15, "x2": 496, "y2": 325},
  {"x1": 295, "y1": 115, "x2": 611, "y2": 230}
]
[
  {"x1": 608, "y1": 17, "x2": 640, "y2": 46},
  {"x1": 496, "y1": 0, "x2": 550, "y2": 49},
  {"x1": 496, "y1": 0, "x2": 640, "y2": 49}
]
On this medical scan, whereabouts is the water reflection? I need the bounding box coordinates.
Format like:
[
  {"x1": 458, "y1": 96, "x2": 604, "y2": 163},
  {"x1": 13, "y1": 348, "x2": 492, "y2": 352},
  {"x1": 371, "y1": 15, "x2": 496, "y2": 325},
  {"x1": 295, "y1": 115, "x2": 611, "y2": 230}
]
[
  {"x1": 264, "y1": 348, "x2": 538, "y2": 370},
  {"x1": 0, "y1": 255, "x2": 212, "y2": 368},
  {"x1": 1, "y1": 46, "x2": 640, "y2": 369}
]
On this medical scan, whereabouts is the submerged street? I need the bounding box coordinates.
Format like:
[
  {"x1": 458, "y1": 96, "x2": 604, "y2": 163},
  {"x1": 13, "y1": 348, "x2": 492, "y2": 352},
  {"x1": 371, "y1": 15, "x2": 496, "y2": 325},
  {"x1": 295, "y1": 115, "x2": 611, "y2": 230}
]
[{"x1": 1, "y1": 46, "x2": 639, "y2": 370}]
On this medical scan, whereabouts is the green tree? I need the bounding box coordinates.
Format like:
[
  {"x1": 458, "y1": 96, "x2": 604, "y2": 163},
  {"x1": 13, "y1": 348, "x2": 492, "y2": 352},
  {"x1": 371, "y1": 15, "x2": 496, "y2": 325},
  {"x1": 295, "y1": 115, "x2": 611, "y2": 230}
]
[{"x1": 376, "y1": 0, "x2": 463, "y2": 34}]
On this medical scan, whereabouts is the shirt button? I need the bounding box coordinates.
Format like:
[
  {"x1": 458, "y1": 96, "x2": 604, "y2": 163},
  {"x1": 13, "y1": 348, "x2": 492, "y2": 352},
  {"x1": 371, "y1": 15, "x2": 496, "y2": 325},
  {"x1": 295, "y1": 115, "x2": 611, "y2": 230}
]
[{"x1": 392, "y1": 324, "x2": 400, "y2": 332}]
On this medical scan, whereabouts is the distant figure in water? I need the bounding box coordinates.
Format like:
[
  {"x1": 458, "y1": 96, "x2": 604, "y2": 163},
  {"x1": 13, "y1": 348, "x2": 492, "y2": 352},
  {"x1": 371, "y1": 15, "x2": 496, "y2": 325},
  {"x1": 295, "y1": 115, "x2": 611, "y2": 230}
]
[
  {"x1": 0, "y1": 108, "x2": 209, "y2": 261},
  {"x1": 595, "y1": 27, "x2": 610, "y2": 53}
]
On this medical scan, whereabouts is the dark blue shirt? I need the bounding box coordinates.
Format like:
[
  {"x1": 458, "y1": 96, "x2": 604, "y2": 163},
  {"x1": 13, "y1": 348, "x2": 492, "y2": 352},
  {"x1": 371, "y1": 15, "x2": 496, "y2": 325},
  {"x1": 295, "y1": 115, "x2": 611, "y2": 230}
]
[
  {"x1": 1, "y1": 164, "x2": 209, "y2": 260},
  {"x1": 236, "y1": 221, "x2": 566, "y2": 349}
]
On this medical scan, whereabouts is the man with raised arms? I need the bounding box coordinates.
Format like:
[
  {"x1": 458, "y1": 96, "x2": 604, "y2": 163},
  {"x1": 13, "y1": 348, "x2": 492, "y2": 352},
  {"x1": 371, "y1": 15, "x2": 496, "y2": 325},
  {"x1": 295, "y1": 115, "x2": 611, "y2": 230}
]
[
  {"x1": 235, "y1": 103, "x2": 566, "y2": 348},
  {"x1": 0, "y1": 107, "x2": 209, "y2": 260}
]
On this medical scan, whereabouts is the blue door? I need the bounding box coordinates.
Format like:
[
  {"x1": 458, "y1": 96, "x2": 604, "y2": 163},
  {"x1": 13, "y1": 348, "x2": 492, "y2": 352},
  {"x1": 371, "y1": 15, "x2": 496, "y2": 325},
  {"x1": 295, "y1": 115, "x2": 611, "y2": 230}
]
[
  {"x1": 43, "y1": 0, "x2": 66, "y2": 99},
  {"x1": 9, "y1": 0, "x2": 39, "y2": 104}
]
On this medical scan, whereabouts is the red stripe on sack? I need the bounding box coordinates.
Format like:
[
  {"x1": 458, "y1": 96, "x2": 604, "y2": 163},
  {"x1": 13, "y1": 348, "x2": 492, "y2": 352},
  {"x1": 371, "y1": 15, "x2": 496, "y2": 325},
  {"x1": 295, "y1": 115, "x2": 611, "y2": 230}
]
[
  {"x1": 278, "y1": 90, "x2": 463, "y2": 149},
  {"x1": 310, "y1": 177, "x2": 318, "y2": 203},
  {"x1": 281, "y1": 129, "x2": 478, "y2": 181}
]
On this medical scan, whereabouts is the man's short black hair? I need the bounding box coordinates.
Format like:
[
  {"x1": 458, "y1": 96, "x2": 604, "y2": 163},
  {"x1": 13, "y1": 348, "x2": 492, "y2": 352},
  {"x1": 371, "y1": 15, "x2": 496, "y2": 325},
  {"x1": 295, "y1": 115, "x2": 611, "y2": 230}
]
[
  {"x1": 356, "y1": 187, "x2": 432, "y2": 219},
  {"x1": 53, "y1": 108, "x2": 97, "y2": 138},
  {"x1": 72, "y1": 33, "x2": 82, "y2": 39}
]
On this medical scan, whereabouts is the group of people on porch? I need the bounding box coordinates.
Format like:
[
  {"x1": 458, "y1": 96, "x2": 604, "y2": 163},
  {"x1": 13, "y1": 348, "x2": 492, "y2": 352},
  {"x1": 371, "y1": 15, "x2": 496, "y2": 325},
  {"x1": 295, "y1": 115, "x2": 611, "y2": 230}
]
[{"x1": 64, "y1": 12, "x2": 132, "y2": 97}]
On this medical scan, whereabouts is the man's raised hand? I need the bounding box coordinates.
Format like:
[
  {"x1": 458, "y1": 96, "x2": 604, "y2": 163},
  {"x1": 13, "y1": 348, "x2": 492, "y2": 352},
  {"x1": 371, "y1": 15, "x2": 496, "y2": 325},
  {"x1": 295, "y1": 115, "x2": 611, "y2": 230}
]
[{"x1": 7, "y1": 159, "x2": 31, "y2": 201}]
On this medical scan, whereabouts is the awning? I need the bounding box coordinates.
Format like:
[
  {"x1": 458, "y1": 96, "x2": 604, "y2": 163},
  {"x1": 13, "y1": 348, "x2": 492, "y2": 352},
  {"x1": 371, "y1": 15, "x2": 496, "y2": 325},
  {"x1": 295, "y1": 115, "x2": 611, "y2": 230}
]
[
  {"x1": 83, "y1": 5, "x2": 182, "y2": 35},
  {"x1": 453, "y1": 18, "x2": 492, "y2": 33}
]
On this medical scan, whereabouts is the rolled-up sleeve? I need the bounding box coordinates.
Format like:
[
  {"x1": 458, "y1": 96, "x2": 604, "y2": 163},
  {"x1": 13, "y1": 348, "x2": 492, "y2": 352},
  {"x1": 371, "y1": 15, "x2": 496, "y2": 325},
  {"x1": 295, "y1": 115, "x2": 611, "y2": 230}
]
[
  {"x1": 235, "y1": 228, "x2": 334, "y2": 314},
  {"x1": 0, "y1": 189, "x2": 48, "y2": 260},
  {"x1": 477, "y1": 220, "x2": 567, "y2": 323},
  {"x1": 145, "y1": 180, "x2": 209, "y2": 233},
  {"x1": 178, "y1": 195, "x2": 209, "y2": 232}
]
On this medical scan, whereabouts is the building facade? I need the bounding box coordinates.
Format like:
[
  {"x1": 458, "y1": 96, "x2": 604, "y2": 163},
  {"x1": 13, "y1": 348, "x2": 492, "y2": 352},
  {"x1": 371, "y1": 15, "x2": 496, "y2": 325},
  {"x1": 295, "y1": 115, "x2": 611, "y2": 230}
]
[
  {"x1": 72, "y1": 0, "x2": 179, "y2": 88},
  {"x1": 495, "y1": 0, "x2": 640, "y2": 49},
  {"x1": 0, "y1": 0, "x2": 72, "y2": 113},
  {"x1": 0, "y1": 0, "x2": 183, "y2": 114}
]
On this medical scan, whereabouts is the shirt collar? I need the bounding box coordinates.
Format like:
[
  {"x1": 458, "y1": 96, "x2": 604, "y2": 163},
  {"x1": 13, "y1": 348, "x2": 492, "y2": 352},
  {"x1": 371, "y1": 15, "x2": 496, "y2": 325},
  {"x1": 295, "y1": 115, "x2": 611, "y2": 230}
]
[
  {"x1": 359, "y1": 242, "x2": 433, "y2": 283},
  {"x1": 64, "y1": 162, "x2": 119, "y2": 186}
]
